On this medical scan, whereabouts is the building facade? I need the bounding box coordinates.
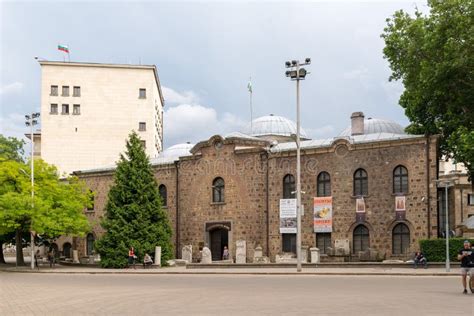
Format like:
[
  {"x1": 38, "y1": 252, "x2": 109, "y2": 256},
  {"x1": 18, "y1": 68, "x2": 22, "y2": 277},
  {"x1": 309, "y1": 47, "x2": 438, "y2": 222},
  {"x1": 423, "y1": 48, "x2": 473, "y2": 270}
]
[
  {"x1": 38, "y1": 61, "x2": 164, "y2": 175},
  {"x1": 68, "y1": 112, "x2": 442, "y2": 262}
]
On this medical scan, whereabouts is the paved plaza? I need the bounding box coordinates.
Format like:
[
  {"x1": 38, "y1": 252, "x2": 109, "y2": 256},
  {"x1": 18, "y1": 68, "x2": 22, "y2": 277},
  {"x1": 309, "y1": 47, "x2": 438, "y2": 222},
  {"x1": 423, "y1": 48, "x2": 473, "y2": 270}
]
[{"x1": 1, "y1": 272, "x2": 473, "y2": 315}]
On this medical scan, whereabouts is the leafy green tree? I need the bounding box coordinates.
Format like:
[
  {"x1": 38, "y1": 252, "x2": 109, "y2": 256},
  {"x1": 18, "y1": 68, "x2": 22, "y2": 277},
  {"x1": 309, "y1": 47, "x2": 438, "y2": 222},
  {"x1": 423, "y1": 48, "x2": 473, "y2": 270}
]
[
  {"x1": 381, "y1": 0, "x2": 474, "y2": 179},
  {"x1": 0, "y1": 135, "x2": 25, "y2": 163},
  {"x1": 95, "y1": 132, "x2": 173, "y2": 268},
  {"x1": 0, "y1": 135, "x2": 92, "y2": 265}
]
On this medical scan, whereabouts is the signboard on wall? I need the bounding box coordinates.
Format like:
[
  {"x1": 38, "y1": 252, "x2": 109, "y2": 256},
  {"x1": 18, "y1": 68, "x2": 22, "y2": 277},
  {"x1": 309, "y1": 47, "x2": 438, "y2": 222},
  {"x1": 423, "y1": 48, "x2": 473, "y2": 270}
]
[
  {"x1": 279, "y1": 199, "x2": 297, "y2": 233},
  {"x1": 314, "y1": 197, "x2": 333, "y2": 232},
  {"x1": 395, "y1": 196, "x2": 406, "y2": 220},
  {"x1": 355, "y1": 197, "x2": 366, "y2": 222}
]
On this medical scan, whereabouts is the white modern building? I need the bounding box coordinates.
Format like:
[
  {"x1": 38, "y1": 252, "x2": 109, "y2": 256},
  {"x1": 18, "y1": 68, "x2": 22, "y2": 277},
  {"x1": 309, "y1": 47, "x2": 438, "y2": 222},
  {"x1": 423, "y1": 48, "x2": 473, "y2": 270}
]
[{"x1": 37, "y1": 61, "x2": 164, "y2": 175}]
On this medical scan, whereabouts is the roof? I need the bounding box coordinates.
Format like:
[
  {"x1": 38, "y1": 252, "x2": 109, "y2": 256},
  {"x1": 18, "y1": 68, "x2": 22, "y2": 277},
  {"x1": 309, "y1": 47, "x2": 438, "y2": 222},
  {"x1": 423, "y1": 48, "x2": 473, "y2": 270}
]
[
  {"x1": 38, "y1": 60, "x2": 165, "y2": 105},
  {"x1": 157, "y1": 143, "x2": 194, "y2": 159},
  {"x1": 339, "y1": 118, "x2": 406, "y2": 136},
  {"x1": 241, "y1": 115, "x2": 308, "y2": 138}
]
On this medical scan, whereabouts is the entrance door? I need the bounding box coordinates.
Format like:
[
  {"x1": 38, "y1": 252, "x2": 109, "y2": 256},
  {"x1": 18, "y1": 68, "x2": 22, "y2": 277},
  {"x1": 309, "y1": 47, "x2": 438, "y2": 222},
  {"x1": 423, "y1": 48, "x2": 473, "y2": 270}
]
[{"x1": 210, "y1": 228, "x2": 228, "y2": 261}]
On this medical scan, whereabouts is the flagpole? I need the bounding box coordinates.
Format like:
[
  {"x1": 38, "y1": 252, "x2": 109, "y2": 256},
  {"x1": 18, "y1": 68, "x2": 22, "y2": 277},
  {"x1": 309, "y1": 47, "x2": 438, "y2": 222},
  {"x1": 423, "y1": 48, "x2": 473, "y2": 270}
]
[
  {"x1": 68, "y1": 44, "x2": 70, "y2": 62},
  {"x1": 249, "y1": 77, "x2": 253, "y2": 134}
]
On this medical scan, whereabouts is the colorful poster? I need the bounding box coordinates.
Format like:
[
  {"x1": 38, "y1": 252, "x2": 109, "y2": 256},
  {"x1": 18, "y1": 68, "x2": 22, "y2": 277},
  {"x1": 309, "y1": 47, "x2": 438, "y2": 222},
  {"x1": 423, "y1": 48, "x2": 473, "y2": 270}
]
[
  {"x1": 280, "y1": 199, "x2": 297, "y2": 233},
  {"x1": 355, "y1": 197, "x2": 366, "y2": 222},
  {"x1": 314, "y1": 197, "x2": 332, "y2": 233},
  {"x1": 395, "y1": 196, "x2": 406, "y2": 220}
]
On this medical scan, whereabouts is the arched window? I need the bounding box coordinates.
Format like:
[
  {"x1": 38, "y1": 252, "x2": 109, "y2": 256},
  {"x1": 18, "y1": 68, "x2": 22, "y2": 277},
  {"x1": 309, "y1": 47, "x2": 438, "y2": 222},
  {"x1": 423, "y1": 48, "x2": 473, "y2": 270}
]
[
  {"x1": 212, "y1": 177, "x2": 225, "y2": 203},
  {"x1": 63, "y1": 242, "x2": 72, "y2": 258},
  {"x1": 283, "y1": 174, "x2": 296, "y2": 199},
  {"x1": 86, "y1": 233, "x2": 95, "y2": 256},
  {"x1": 353, "y1": 225, "x2": 369, "y2": 253},
  {"x1": 353, "y1": 168, "x2": 368, "y2": 196},
  {"x1": 392, "y1": 223, "x2": 410, "y2": 255},
  {"x1": 393, "y1": 165, "x2": 409, "y2": 194},
  {"x1": 159, "y1": 184, "x2": 167, "y2": 207},
  {"x1": 317, "y1": 172, "x2": 331, "y2": 197}
]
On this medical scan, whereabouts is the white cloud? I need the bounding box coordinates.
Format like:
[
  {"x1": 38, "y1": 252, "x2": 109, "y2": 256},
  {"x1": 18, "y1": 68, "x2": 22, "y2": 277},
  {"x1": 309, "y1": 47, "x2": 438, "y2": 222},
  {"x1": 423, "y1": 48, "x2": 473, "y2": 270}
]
[
  {"x1": 0, "y1": 82, "x2": 24, "y2": 95},
  {"x1": 0, "y1": 112, "x2": 29, "y2": 141},
  {"x1": 342, "y1": 67, "x2": 369, "y2": 81},
  {"x1": 162, "y1": 86, "x2": 200, "y2": 105}
]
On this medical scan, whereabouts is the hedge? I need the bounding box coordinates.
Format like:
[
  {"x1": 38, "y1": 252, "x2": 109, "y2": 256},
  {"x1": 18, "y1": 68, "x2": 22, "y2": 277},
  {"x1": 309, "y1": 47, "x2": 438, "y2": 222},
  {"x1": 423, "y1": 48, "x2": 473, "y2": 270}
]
[{"x1": 419, "y1": 238, "x2": 474, "y2": 262}]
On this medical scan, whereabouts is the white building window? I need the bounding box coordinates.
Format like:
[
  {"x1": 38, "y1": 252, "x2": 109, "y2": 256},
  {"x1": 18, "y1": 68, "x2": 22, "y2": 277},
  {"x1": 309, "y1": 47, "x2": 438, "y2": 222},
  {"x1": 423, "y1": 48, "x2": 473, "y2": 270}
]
[
  {"x1": 73, "y1": 86, "x2": 81, "y2": 97},
  {"x1": 73, "y1": 104, "x2": 81, "y2": 115},
  {"x1": 468, "y1": 194, "x2": 474, "y2": 206},
  {"x1": 50, "y1": 104, "x2": 58, "y2": 114},
  {"x1": 139, "y1": 122, "x2": 146, "y2": 131},
  {"x1": 62, "y1": 86, "x2": 69, "y2": 96},
  {"x1": 140, "y1": 140, "x2": 146, "y2": 149},
  {"x1": 61, "y1": 104, "x2": 69, "y2": 115},
  {"x1": 50, "y1": 85, "x2": 58, "y2": 96},
  {"x1": 139, "y1": 88, "x2": 146, "y2": 99}
]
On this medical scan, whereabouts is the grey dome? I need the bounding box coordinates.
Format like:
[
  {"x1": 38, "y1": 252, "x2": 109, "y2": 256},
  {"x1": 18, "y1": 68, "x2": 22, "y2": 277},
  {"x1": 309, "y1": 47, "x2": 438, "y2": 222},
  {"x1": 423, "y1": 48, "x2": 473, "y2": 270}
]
[
  {"x1": 339, "y1": 118, "x2": 406, "y2": 136},
  {"x1": 242, "y1": 115, "x2": 308, "y2": 138},
  {"x1": 160, "y1": 143, "x2": 194, "y2": 158}
]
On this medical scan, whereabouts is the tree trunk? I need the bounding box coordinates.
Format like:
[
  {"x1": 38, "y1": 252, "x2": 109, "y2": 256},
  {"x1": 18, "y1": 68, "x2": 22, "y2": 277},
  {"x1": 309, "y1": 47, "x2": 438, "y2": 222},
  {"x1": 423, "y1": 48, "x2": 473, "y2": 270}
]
[
  {"x1": 0, "y1": 243, "x2": 5, "y2": 264},
  {"x1": 15, "y1": 229, "x2": 25, "y2": 266}
]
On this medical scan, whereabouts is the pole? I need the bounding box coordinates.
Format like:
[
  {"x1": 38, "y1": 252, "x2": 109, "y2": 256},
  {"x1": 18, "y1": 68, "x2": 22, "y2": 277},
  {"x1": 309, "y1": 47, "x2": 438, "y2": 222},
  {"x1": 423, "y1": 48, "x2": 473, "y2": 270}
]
[
  {"x1": 296, "y1": 63, "x2": 302, "y2": 273},
  {"x1": 445, "y1": 184, "x2": 450, "y2": 272},
  {"x1": 30, "y1": 117, "x2": 35, "y2": 270},
  {"x1": 249, "y1": 77, "x2": 253, "y2": 134}
]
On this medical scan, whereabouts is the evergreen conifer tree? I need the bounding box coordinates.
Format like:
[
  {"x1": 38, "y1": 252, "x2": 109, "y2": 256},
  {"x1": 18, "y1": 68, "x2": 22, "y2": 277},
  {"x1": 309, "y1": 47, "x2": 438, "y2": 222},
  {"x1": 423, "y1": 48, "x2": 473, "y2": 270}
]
[{"x1": 95, "y1": 132, "x2": 173, "y2": 268}]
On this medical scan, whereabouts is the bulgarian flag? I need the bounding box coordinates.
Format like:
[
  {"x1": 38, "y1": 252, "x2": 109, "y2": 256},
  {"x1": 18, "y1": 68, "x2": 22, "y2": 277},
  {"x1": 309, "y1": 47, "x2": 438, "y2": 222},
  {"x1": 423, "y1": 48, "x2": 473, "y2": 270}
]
[{"x1": 58, "y1": 44, "x2": 69, "y2": 53}]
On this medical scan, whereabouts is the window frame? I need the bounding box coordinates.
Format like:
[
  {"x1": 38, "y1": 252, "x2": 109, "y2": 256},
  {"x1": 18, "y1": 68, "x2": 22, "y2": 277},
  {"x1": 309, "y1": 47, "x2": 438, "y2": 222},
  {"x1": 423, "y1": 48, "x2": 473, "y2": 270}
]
[
  {"x1": 139, "y1": 122, "x2": 146, "y2": 131},
  {"x1": 282, "y1": 233, "x2": 296, "y2": 253},
  {"x1": 392, "y1": 223, "x2": 410, "y2": 255},
  {"x1": 316, "y1": 232, "x2": 332, "y2": 254},
  {"x1": 283, "y1": 174, "x2": 296, "y2": 199},
  {"x1": 353, "y1": 224, "x2": 369, "y2": 253},
  {"x1": 50, "y1": 85, "x2": 58, "y2": 96},
  {"x1": 139, "y1": 88, "x2": 146, "y2": 99},
  {"x1": 50, "y1": 104, "x2": 58, "y2": 115},
  {"x1": 86, "y1": 233, "x2": 95, "y2": 256},
  {"x1": 159, "y1": 184, "x2": 167, "y2": 207},
  {"x1": 73, "y1": 104, "x2": 81, "y2": 115},
  {"x1": 393, "y1": 165, "x2": 409, "y2": 194},
  {"x1": 62, "y1": 86, "x2": 69, "y2": 97},
  {"x1": 73, "y1": 86, "x2": 81, "y2": 97},
  {"x1": 61, "y1": 104, "x2": 69, "y2": 115},
  {"x1": 212, "y1": 177, "x2": 225, "y2": 203},
  {"x1": 317, "y1": 171, "x2": 331, "y2": 197},
  {"x1": 353, "y1": 168, "x2": 368, "y2": 196}
]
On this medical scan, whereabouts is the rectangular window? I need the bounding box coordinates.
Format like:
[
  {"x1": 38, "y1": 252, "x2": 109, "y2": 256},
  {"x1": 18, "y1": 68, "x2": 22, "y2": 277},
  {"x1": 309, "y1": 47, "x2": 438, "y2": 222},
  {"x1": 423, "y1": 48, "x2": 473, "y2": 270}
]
[
  {"x1": 50, "y1": 85, "x2": 58, "y2": 96},
  {"x1": 468, "y1": 194, "x2": 474, "y2": 206},
  {"x1": 316, "y1": 233, "x2": 331, "y2": 255},
  {"x1": 139, "y1": 122, "x2": 146, "y2": 131},
  {"x1": 73, "y1": 86, "x2": 81, "y2": 97},
  {"x1": 62, "y1": 86, "x2": 69, "y2": 96},
  {"x1": 139, "y1": 88, "x2": 146, "y2": 99},
  {"x1": 87, "y1": 190, "x2": 95, "y2": 211},
  {"x1": 140, "y1": 140, "x2": 146, "y2": 149},
  {"x1": 50, "y1": 104, "x2": 58, "y2": 114},
  {"x1": 282, "y1": 234, "x2": 296, "y2": 253},
  {"x1": 61, "y1": 104, "x2": 69, "y2": 115},
  {"x1": 73, "y1": 104, "x2": 81, "y2": 115}
]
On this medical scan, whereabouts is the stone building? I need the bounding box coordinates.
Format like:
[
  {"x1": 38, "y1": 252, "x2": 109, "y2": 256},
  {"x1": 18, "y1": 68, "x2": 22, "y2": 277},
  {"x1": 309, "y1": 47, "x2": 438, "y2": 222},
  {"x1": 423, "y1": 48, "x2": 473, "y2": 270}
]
[{"x1": 70, "y1": 112, "x2": 440, "y2": 262}]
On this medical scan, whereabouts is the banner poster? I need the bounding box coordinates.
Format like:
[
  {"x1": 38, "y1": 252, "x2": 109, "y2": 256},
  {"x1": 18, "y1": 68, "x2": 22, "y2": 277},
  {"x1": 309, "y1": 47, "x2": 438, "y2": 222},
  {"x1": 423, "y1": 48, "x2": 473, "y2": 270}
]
[
  {"x1": 355, "y1": 197, "x2": 366, "y2": 222},
  {"x1": 314, "y1": 197, "x2": 333, "y2": 233},
  {"x1": 395, "y1": 196, "x2": 406, "y2": 220},
  {"x1": 279, "y1": 199, "x2": 297, "y2": 233}
]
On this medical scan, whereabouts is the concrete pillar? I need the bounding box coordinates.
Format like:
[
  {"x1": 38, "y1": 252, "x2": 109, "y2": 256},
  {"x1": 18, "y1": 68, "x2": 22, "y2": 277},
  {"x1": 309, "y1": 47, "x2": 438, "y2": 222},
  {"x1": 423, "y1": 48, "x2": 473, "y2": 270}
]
[
  {"x1": 73, "y1": 250, "x2": 79, "y2": 263},
  {"x1": 154, "y1": 246, "x2": 161, "y2": 267},
  {"x1": 310, "y1": 247, "x2": 320, "y2": 264}
]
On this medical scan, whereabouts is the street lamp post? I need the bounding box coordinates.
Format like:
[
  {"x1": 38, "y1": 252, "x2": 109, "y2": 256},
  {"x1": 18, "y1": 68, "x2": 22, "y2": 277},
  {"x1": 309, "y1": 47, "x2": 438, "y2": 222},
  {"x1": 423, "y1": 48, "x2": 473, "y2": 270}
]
[
  {"x1": 285, "y1": 58, "x2": 311, "y2": 272},
  {"x1": 436, "y1": 179, "x2": 455, "y2": 272},
  {"x1": 25, "y1": 112, "x2": 40, "y2": 270}
]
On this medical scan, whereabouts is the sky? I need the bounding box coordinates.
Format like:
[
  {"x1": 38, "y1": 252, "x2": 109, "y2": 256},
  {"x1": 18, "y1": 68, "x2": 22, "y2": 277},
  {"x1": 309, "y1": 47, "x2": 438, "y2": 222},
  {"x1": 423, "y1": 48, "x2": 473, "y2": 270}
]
[{"x1": 0, "y1": 0, "x2": 429, "y2": 148}]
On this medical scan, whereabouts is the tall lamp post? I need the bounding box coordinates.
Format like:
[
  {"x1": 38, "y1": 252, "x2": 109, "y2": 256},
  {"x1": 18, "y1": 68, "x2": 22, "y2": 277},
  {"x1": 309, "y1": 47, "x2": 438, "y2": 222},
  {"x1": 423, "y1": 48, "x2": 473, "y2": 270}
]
[
  {"x1": 436, "y1": 179, "x2": 455, "y2": 272},
  {"x1": 285, "y1": 58, "x2": 311, "y2": 272},
  {"x1": 25, "y1": 112, "x2": 40, "y2": 270}
]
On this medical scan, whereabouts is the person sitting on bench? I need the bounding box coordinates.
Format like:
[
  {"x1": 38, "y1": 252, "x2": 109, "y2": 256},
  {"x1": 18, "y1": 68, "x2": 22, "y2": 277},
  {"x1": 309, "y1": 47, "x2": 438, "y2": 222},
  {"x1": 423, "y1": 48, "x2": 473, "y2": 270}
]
[
  {"x1": 413, "y1": 251, "x2": 427, "y2": 269},
  {"x1": 143, "y1": 253, "x2": 153, "y2": 268}
]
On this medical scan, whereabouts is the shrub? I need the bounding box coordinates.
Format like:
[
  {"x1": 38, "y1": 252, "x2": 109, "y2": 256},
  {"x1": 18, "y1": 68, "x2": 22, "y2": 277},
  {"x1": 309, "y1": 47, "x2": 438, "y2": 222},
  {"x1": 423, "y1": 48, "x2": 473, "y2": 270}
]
[{"x1": 419, "y1": 238, "x2": 474, "y2": 262}]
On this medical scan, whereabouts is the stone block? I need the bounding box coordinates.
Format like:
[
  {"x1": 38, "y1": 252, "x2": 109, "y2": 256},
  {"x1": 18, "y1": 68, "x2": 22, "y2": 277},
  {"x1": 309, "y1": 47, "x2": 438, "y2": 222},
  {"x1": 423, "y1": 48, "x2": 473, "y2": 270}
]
[
  {"x1": 201, "y1": 246, "x2": 212, "y2": 264},
  {"x1": 154, "y1": 246, "x2": 161, "y2": 266},
  {"x1": 182, "y1": 245, "x2": 192, "y2": 263},
  {"x1": 310, "y1": 247, "x2": 320, "y2": 263},
  {"x1": 235, "y1": 240, "x2": 246, "y2": 264}
]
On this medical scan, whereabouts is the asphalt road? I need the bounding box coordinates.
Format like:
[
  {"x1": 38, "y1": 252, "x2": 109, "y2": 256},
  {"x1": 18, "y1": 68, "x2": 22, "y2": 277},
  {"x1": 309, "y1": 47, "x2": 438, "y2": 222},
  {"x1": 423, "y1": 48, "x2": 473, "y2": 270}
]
[{"x1": 0, "y1": 273, "x2": 472, "y2": 315}]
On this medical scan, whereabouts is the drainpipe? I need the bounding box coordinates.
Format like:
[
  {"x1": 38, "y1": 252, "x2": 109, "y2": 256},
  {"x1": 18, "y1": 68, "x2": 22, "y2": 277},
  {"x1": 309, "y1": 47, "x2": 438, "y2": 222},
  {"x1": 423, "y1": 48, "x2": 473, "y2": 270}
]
[
  {"x1": 425, "y1": 135, "x2": 431, "y2": 239},
  {"x1": 174, "y1": 161, "x2": 180, "y2": 259},
  {"x1": 265, "y1": 152, "x2": 270, "y2": 257}
]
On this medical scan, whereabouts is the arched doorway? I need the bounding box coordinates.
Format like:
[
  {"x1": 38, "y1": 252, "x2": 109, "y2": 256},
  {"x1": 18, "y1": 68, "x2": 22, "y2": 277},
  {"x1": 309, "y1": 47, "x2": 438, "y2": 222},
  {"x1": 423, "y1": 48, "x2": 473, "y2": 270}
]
[
  {"x1": 209, "y1": 227, "x2": 228, "y2": 261},
  {"x1": 63, "y1": 242, "x2": 72, "y2": 258}
]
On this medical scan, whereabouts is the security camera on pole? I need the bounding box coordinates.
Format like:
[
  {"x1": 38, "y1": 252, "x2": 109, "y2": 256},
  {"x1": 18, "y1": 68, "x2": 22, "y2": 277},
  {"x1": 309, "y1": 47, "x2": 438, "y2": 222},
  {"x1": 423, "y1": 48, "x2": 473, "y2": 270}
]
[
  {"x1": 285, "y1": 58, "x2": 311, "y2": 272},
  {"x1": 25, "y1": 112, "x2": 40, "y2": 270}
]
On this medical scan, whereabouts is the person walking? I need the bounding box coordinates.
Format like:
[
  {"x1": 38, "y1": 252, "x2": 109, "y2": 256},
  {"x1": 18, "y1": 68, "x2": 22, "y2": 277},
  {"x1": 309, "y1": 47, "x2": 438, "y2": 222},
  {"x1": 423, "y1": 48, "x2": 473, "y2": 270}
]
[
  {"x1": 222, "y1": 246, "x2": 229, "y2": 260},
  {"x1": 128, "y1": 247, "x2": 136, "y2": 269},
  {"x1": 457, "y1": 240, "x2": 474, "y2": 294},
  {"x1": 34, "y1": 250, "x2": 40, "y2": 270}
]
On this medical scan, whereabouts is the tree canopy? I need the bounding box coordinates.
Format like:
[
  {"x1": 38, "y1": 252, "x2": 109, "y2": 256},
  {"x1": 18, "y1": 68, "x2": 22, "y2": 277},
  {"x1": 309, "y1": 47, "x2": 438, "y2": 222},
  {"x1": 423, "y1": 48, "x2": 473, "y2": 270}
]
[
  {"x1": 95, "y1": 132, "x2": 173, "y2": 268},
  {"x1": 381, "y1": 0, "x2": 474, "y2": 179},
  {"x1": 0, "y1": 135, "x2": 92, "y2": 264}
]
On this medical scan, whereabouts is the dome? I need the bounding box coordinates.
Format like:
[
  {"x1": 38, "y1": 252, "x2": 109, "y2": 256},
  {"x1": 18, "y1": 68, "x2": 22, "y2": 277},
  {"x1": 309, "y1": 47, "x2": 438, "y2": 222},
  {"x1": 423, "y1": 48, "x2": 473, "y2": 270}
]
[
  {"x1": 339, "y1": 118, "x2": 406, "y2": 136},
  {"x1": 241, "y1": 115, "x2": 308, "y2": 138},
  {"x1": 160, "y1": 143, "x2": 194, "y2": 158}
]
